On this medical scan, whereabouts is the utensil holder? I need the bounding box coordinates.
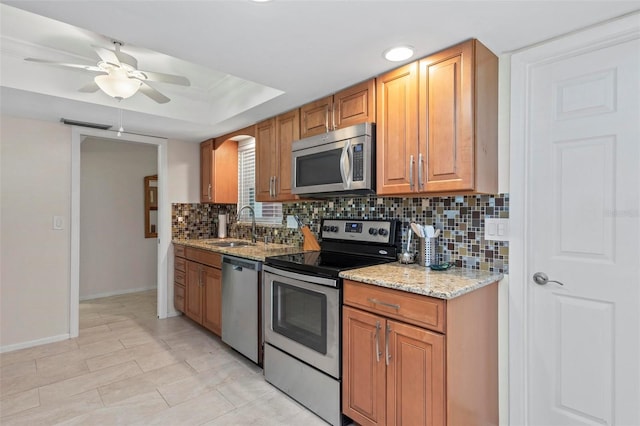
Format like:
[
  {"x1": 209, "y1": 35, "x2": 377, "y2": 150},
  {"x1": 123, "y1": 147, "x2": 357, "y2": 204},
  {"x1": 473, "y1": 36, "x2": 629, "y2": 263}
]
[{"x1": 418, "y1": 237, "x2": 437, "y2": 267}]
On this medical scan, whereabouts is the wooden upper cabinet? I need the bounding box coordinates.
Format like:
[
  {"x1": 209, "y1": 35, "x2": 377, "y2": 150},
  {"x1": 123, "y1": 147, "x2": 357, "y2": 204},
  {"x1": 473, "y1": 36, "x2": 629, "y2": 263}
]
[
  {"x1": 256, "y1": 110, "x2": 300, "y2": 202},
  {"x1": 274, "y1": 109, "x2": 299, "y2": 200},
  {"x1": 419, "y1": 40, "x2": 497, "y2": 193},
  {"x1": 300, "y1": 96, "x2": 333, "y2": 138},
  {"x1": 300, "y1": 79, "x2": 376, "y2": 138},
  {"x1": 377, "y1": 39, "x2": 498, "y2": 196},
  {"x1": 334, "y1": 78, "x2": 376, "y2": 129},
  {"x1": 376, "y1": 62, "x2": 419, "y2": 195},
  {"x1": 200, "y1": 138, "x2": 239, "y2": 204},
  {"x1": 255, "y1": 118, "x2": 277, "y2": 202},
  {"x1": 200, "y1": 139, "x2": 214, "y2": 202}
]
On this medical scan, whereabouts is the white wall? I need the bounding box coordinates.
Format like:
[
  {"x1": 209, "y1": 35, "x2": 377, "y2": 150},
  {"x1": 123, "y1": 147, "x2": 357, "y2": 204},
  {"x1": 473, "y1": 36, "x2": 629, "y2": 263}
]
[
  {"x1": 79, "y1": 137, "x2": 157, "y2": 299},
  {"x1": 167, "y1": 138, "x2": 200, "y2": 203},
  {"x1": 1, "y1": 116, "x2": 72, "y2": 349},
  {"x1": 0, "y1": 115, "x2": 200, "y2": 350}
]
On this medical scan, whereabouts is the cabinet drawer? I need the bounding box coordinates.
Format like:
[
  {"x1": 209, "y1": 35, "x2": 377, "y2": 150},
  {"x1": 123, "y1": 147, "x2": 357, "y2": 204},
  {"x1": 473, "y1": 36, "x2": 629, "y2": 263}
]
[
  {"x1": 174, "y1": 269, "x2": 185, "y2": 286},
  {"x1": 174, "y1": 284, "x2": 185, "y2": 313},
  {"x1": 175, "y1": 257, "x2": 186, "y2": 273},
  {"x1": 185, "y1": 247, "x2": 222, "y2": 268},
  {"x1": 174, "y1": 244, "x2": 186, "y2": 258},
  {"x1": 343, "y1": 280, "x2": 446, "y2": 333}
]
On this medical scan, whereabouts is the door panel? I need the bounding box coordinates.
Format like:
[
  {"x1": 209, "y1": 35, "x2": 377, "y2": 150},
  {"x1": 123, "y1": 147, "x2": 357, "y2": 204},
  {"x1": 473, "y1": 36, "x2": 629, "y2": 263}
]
[
  {"x1": 342, "y1": 306, "x2": 386, "y2": 426},
  {"x1": 185, "y1": 261, "x2": 202, "y2": 323},
  {"x1": 527, "y1": 37, "x2": 639, "y2": 425},
  {"x1": 387, "y1": 320, "x2": 445, "y2": 426},
  {"x1": 202, "y1": 265, "x2": 221, "y2": 336}
]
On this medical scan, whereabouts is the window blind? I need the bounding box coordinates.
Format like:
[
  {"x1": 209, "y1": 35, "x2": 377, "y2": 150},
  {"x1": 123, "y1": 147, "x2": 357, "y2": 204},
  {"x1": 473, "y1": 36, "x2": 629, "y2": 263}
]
[{"x1": 238, "y1": 139, "x2": 282, "y2": 225}]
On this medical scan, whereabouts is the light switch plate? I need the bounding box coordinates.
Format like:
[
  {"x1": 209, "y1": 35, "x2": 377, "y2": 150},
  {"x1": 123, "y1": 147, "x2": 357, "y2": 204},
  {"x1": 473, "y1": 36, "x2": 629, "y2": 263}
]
[{"x1": 484, "y1": 218, "x2": 509, "y2": 241}]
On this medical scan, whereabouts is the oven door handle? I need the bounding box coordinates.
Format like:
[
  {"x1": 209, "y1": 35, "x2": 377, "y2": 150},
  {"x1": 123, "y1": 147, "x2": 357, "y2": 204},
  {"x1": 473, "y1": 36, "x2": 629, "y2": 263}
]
[{"x1": 340, "y1": 139, "x2": 352, "y2": 190}]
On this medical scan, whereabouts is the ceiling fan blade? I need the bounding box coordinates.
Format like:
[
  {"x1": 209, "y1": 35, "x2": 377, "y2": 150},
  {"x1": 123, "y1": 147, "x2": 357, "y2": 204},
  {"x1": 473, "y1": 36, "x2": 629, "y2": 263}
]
[
  {"x1": 78, "y1": 81, "x2": 100, "y2": 93},
  {"x1": 138, "y1": 82, "x2": 170, "y2": 104},
  {"x1": 138, "y1": 70, "x2": 190, "y2": 86},
  {"x1": 25, "y1": 58, "x2": 102, "y2": 72},
  {"x1": 91, "y1": 45, "x2": 120, "y2": 67}
]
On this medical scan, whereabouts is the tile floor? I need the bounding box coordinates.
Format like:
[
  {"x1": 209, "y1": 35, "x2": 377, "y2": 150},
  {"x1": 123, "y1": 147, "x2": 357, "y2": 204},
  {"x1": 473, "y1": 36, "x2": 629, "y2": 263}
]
[{"x1": 0, "y1": 290, "x2": 329, "y2": 425}]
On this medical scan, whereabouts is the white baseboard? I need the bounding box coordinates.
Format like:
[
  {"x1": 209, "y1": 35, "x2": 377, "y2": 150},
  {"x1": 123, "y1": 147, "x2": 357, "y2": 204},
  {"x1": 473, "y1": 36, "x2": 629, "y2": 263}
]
[
  {"x1": 166, "y1": 310, "x2": 182, "y2": 318},
  {"x1": 0, "y1": 333, "x2": 71, "y2": 354},
  {"x1": 79, "y1": 286, "x2": 156, "y2": 301}
]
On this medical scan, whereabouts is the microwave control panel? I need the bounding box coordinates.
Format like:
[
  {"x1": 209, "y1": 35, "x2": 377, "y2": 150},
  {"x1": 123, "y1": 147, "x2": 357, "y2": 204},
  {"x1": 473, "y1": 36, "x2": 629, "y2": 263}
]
[{"x1": 352, "y1": 143, "x2": 364, "y2": 182}]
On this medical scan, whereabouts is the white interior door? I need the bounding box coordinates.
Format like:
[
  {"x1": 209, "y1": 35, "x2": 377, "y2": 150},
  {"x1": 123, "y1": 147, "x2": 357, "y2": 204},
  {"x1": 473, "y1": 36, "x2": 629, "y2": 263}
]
[{"x1": 510, "y1": 14, "x2": 640, "y2": 426}]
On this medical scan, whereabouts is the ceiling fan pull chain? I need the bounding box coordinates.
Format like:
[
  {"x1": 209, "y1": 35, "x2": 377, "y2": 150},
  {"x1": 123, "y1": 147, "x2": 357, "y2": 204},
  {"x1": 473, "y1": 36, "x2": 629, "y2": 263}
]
[{"x1": 117, "y1": 108, "x2": 124, "y2": 136}]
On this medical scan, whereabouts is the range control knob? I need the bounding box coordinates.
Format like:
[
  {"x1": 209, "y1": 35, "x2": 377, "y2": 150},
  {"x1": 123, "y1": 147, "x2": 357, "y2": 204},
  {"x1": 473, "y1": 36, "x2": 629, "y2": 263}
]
[
  {"x1": 323, "y1": 225, "x2": 330, "y2": 232},
  {"x1": 368, "y1": 228, "x2": 378, "y2": 235},
  {"x1": 378, "y1": 228, "x2": 388, "y2": 236},
  {"x1": 330, "y1": 226, "x2": 339, "y2": 232}
]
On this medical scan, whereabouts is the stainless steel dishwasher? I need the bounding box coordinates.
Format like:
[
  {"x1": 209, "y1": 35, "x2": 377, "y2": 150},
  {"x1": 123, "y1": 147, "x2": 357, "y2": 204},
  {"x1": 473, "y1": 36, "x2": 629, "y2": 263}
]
[{"x1": 221, "y1": 255, "x2": 261, "y2": 364}]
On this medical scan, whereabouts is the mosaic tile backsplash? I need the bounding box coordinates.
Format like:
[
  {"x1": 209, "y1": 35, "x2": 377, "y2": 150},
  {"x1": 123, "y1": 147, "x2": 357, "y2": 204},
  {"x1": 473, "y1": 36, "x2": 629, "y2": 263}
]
[{"x1": 172, "y1": 193, "x2": 509, "y2": 273}]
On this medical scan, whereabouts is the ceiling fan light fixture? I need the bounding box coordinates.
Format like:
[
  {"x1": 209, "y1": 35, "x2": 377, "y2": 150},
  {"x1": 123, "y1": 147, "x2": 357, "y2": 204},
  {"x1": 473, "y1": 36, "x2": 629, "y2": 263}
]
[{"x1": 94, "y1": 69, "x2": 141, "y2": 100}]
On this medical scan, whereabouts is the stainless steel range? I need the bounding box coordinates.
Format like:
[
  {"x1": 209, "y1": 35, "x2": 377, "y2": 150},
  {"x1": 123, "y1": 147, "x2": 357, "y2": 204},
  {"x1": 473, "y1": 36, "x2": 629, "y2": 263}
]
[{"x1": 263, "y1": 218, "x2": 400, "y2": 426}]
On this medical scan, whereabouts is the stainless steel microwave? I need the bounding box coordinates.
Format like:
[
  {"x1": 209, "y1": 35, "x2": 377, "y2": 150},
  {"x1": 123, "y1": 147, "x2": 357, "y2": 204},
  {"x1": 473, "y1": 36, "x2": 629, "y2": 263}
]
[{"x1": 291, "y1": 122, "x2": 375, "y2": 197}]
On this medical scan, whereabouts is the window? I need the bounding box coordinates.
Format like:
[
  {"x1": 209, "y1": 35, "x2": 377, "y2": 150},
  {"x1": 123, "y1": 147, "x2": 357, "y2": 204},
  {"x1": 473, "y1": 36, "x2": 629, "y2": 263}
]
[{"x1": 237, "y1": 139, "x2": 282, "y2": 225}]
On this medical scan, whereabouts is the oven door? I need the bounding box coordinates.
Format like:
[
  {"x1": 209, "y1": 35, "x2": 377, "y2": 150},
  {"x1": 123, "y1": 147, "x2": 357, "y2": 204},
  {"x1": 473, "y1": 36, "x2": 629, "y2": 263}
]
[{"x1": 263, "y1": 265, "x2": 340, "y2": 379}]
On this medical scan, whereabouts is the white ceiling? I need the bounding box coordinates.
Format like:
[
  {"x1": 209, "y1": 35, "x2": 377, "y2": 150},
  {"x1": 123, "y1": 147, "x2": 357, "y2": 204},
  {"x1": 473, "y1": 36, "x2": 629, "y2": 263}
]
[{"x1": 1, "y1": 1, "x2": 638, "y2": 142}]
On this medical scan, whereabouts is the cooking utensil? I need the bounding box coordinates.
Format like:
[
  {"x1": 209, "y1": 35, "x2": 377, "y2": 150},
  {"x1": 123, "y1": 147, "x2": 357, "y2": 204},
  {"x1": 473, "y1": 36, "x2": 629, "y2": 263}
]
[
  {"x1": 399, "y1": 224, "x2": 415, "y2": 264},
  {"x1": 296, "y1": 216, "x2": 320, "y2": 251},
  {"x1": 411, "y1": 222, "x2": 425, "y2": 238},
  {"x1": 434, "y1": 228, "x2": 441, "y2": 238},
  {"x1": 425, "y1": 225, "x2": 435, "y2": 238}
]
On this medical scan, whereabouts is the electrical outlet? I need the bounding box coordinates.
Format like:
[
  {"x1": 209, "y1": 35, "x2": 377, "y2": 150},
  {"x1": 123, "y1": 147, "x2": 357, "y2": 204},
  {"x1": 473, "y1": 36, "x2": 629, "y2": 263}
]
[
  {"x1": 286, "y1": 215, "x2": 298, "y2": 229},
  {"x1": 53, "y1": 216, "x2": 64, "y2": 230},
  {"x1": 484, "y1": 218, "x2": 509, "y2": 241}
]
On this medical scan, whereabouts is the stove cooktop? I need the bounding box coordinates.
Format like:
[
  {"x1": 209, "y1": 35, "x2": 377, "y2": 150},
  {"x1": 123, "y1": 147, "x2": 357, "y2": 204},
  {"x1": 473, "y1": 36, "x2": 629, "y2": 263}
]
[{"x1": 264, "y1": 250, "x2": 395, "y2": 279}]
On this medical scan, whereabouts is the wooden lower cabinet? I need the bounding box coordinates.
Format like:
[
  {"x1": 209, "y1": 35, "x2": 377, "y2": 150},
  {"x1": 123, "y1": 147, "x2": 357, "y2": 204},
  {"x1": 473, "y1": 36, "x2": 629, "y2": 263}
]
[
  {"x1": 343, "y1": 307, "x2": 445, "y2": 426},
  {"x1": 174, "y1": 244, "x2": 223, "y2": 337},
  {"x1": 343, "y1": 279, "x2": 498, "y2": 426},
  {"x1": 201, "y1": 265, "x2": 222, "y2": 335}
]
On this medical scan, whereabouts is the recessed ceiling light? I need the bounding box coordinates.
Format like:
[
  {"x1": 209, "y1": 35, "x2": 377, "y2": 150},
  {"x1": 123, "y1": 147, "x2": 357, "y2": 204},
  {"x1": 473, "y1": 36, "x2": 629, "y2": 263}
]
[{"x1": 383, "y1": 46, "x2": 415, "y2": 62}]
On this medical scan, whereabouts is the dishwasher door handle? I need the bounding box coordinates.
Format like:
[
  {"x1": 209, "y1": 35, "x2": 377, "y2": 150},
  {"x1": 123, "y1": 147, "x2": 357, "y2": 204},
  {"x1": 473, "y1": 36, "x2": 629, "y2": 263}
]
[{"x1": 232, "y1": 265, "x2": 243, "y2": 271}]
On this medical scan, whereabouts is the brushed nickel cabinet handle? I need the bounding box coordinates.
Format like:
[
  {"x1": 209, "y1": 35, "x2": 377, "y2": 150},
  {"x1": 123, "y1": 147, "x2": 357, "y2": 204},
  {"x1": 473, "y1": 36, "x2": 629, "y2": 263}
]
[
  {"x1": 368, "y1": 298, "x2": 400, "y2": 311},
  {"x1": 418, "y1": 152, "x2": 424, "y2": 190},
  {"x1": 374, "y1": 321, "x2": 381, "y2": 363},
  {"x1": 409, "y1": 155, "x2": 415, "y2": 190},
  {"x1": 385, "y1": 323, "x2": 392, "y2": 366}
]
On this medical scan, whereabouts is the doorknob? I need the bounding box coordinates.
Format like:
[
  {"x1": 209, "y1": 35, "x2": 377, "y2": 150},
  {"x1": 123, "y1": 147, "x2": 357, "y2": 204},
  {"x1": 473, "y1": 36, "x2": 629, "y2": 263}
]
[{"x1": 533, "y1": 272, "x2": 564, "y2": 286}]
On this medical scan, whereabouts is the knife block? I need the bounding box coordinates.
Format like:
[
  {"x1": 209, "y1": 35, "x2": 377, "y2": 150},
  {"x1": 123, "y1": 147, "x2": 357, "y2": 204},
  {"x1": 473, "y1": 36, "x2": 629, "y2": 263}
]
[{"x1": 301, "y1": 226, "x2": 320, "y2": 251}]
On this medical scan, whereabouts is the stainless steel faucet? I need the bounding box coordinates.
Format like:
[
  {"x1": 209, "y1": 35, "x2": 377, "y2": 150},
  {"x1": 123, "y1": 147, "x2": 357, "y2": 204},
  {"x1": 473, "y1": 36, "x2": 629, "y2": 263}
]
[{"x1": 238, "y1": 205, "x2": 257, "y2": 243}]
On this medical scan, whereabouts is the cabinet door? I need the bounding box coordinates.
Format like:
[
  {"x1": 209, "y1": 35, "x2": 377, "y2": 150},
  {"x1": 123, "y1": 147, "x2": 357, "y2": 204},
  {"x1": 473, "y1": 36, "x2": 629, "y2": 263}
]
[
  {"x1": 202, "y1": 265, "x2": 222, "y2": 336},
  {"x1": 376, "y1": 62, "x2": 419, "y2": 195},
  {"x1": 300, "y1": 95, "x2": 332, "y2": 138},
  {"x1": 255, "y1": 118, "x2": 276, "y2": 202},
  {"x1": 185, "y1": 261, "x2": 203, "y2": 323},
  {"x1": 343, "y1": 306, "x2": 386, "y2": 426},
  {"x1": 200, "y1": 139, "x2": 213, "y2": 203},
  {"x1": 334, "y1": 79, "x2": 375, "y2": 129},
  {"x1": 419, "y1": 41, "x2": 474, "y2": 192},
  {"x1": 386, "y1": 320, "x2": 445, "y2": 426},
  {"x1": 211, "y1": 139, "x2": 238, "y2": 204},
  {"x1": 274, "y1": 109, "x2": 299, "y2": 201}
]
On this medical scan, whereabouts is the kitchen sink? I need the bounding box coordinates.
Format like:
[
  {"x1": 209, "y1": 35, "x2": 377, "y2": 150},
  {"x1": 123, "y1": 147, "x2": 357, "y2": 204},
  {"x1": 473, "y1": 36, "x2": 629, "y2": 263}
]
[{"x1": 206, "y1": 241, "x2": 254, "y2": 248}]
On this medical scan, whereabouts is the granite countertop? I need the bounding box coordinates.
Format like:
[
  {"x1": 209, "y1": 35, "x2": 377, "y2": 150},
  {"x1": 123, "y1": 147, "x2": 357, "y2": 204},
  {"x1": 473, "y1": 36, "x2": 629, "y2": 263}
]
[
  {"x1": 172, "y1": 238, "x2": 305, "y2": 262},
  {"x1": 339, "y1": 262, "x2": 503, "y2": 300}
]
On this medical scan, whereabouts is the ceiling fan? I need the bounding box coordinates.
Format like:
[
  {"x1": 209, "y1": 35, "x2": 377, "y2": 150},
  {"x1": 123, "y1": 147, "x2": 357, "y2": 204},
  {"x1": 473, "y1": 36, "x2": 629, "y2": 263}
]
[{"x1": 25, "y1": 41, "x2": 190, "y2": 104}]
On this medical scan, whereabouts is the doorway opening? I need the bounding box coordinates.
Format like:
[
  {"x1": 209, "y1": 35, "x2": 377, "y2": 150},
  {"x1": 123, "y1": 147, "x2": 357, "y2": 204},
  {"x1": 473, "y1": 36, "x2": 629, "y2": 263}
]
[{"x1": 70, "y1": 127, "x2": 169, "y2": 338}]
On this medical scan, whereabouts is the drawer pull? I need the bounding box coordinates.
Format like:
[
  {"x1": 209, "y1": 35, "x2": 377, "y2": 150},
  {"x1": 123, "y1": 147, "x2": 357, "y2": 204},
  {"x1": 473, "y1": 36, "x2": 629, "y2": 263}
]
[{"x1": 368, "y1": 298, "x2": 400, "y2": 311}]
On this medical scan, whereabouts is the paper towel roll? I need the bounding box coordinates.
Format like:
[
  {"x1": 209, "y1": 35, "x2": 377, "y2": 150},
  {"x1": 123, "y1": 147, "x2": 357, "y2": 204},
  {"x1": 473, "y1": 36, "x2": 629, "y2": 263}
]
[{"x1": 218, "y1": 214, "x2": 227, "y2": 238}]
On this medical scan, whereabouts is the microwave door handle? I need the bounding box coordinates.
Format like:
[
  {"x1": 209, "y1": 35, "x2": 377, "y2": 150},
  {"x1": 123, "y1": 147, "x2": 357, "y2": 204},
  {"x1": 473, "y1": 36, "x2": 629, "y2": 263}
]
[{"x1": 340, "y1": 140, "x2": 352, "y2": 189}]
